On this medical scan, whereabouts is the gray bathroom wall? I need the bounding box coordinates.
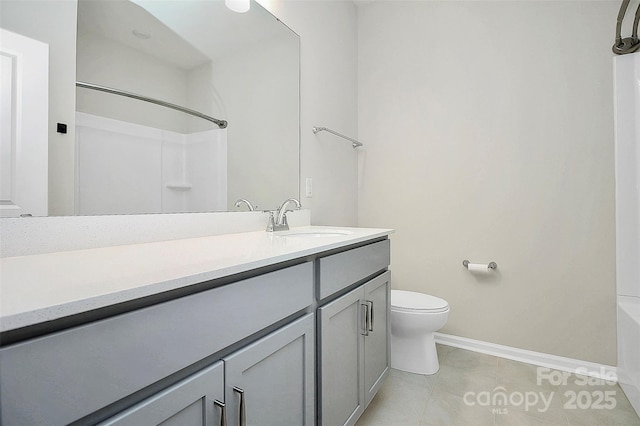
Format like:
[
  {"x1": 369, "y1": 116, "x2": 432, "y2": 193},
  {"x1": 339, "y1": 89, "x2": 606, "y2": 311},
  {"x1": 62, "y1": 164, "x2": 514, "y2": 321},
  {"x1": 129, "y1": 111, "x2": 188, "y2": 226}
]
[{"x1": 357, "y1": 1, "x2": 619, "y2": 366}]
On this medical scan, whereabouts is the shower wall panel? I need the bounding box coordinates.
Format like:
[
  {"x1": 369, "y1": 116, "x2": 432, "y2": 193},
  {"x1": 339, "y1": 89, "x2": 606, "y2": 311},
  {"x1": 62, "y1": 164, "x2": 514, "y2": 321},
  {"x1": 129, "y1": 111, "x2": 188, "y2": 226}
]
[
  {"x1": 614, "y1": 52, "x2": 640, "y2": 416},
  {"x1": 76, "y1": 112, "x2": 226, "y2": 215}
]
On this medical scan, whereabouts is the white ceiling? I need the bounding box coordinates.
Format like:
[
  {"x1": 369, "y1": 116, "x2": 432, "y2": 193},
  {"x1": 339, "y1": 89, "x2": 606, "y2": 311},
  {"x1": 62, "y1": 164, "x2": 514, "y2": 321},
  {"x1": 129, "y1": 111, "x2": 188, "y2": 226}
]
[{"x1": 77, "y1": 0, "x2": 287, "y2": 71}]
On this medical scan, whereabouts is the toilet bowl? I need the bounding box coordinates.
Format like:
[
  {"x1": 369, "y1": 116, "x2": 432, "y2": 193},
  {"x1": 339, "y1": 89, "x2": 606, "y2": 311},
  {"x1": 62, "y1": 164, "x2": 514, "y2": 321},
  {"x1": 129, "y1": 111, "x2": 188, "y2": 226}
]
[{"x1": 390, "y1": 290, "x2": 449, "y2": 375}]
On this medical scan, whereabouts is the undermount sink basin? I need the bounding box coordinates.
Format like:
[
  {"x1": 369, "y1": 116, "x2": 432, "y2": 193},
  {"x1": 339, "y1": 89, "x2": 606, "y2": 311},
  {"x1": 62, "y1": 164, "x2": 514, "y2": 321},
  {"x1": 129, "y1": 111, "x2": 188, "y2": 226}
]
[{"x1": 276, "y1": 229, "x2": 353, "y2": 238}]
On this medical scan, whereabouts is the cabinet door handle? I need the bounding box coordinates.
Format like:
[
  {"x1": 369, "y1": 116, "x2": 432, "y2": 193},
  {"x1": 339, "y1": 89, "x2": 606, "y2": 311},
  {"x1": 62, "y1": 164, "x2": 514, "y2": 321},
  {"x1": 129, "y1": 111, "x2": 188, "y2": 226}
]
[
  {"x1": 233, "y1": 386, "x2": 246, "y2": 426},
  {"x1": 367, "y1": 300, "x2": 374, "y2": 332},
  {"x1": 361, "y1": 303, "x2": 369, "y2": 336},
  {"x1": 214, "y1": 399, "x2": 227, "y2": 426}
]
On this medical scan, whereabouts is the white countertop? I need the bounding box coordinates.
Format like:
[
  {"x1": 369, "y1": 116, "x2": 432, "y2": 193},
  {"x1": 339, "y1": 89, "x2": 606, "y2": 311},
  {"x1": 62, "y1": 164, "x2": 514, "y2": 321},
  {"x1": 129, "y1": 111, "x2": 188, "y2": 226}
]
[{"x1": 0, "y1": 226, "x2": 392, "y2": 333}]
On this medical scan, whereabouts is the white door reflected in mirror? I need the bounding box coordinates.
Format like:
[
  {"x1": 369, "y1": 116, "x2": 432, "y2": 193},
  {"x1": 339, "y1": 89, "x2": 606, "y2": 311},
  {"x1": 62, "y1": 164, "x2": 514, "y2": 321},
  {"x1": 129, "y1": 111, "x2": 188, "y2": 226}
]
[{"x1": 0, "y1": 29, "x2": 48, "y2": 217}]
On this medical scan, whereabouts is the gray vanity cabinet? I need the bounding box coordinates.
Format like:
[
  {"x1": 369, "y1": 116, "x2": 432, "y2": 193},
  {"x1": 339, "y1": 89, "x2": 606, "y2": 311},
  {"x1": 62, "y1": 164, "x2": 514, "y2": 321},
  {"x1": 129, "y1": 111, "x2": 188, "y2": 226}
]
[
  {"x1": 0, "y1": 262, "x2": 313, "y2": 425},
  {"x1": 224, "y1": 313, "x2": 315, "y2": 426},
  {"x1": 103, "y1": 314, "x2": 315, "y2": 426},
  {"x1": 319, "y1": 270, "x2": 391, "y2": 426},
  {"x1": 101, "y1": 362, "x2": 225, "y2": 426},
  {"x1": 0, "y1": 236, "x2": 391, "y2": 426}
]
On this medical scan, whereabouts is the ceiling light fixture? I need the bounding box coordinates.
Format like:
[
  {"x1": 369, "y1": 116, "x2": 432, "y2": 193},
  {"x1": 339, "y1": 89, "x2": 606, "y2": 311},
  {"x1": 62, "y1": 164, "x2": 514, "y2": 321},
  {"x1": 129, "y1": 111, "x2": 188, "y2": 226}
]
[{"x1": 225, "y1": 0, "x2": 250, "y2": 13}]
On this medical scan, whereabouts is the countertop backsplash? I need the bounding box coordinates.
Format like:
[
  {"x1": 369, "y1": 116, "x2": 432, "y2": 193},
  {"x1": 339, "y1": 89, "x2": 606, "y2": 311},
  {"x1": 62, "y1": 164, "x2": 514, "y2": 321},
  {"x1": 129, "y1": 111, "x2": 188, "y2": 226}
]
[{"x1": 0, "y1": 210, "x2": 311, "y2": 258}]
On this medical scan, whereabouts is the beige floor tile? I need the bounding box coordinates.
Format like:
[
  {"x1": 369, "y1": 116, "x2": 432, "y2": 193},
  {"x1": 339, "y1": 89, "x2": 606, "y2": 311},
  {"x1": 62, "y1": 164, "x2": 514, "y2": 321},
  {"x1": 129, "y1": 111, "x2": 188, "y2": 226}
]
[
  {"x1": 356, "y1": 369, "x2": 435, "y2": 426},
  {"x1": 560, "y1": 381, "x2": 640, "y2": 426},
  {"x1": 440, "y1": 348, "x2": 498, "y2": 377},
  {"x1": 418, "y1": 387, "x2": 494, "y2": 426},
  {"x1": 494, "y1": 408, "x2": 535, "y2": 426},
  {"x1": 551, "y1": 372, "x2": 619, "y2": 394},
  {"x1": 564, "y1": 403, "x2": 640, "y2": 426},
  {"x1": 436, "y1": 343, "x2": 455, "y2": 364},
  {"x1": 496, "y1": 364, "x2": 567, "y2": 424},
  {"x1": 358, "y1": 348, "x2": 640, "y2": 426},
  {"x1": 498, "y1": 359, "x2": 549, "y2": 386},
  {"x1": 519, "y1": 396, "x2": 568, "y2": 425},
  {"x1": 433, "y1": 364, "x2": 497, "y2": 398},
  {"x1": 497, "y1": 361, "x2": 561, "y2": 394},
  {"x1": 494, "y1": 407, "x2": 569, "y2": 426}
]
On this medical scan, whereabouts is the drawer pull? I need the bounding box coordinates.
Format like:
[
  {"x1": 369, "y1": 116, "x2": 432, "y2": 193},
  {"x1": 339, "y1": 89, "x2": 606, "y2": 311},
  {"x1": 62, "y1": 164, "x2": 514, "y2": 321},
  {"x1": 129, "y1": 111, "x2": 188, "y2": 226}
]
[
  {"x1": 233, "y1": 386, "x2": 246, "y2": 426},
  {"x1": 214, "y1": 399, "x2": 227, "y2": 426},
  {"x1": 367, "y1": 300, "x2": 374, "y2": 332}
]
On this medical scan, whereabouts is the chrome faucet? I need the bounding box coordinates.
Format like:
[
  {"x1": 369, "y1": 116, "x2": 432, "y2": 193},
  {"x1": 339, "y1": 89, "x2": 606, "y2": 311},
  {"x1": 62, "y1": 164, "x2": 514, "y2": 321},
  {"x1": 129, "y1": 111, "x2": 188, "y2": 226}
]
[
  {"x1": 267, "y1": 198, "x2": 301, "y2": 232},
  {"x1": 234, "y1": 198, "x2": 255, "y2": 211}
]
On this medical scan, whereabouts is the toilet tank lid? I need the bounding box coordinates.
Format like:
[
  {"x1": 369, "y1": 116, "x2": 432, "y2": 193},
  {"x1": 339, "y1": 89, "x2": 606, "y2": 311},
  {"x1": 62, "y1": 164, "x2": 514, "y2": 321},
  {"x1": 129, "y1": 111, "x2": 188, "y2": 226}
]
[{"x1": 391, "y1": 290, "x2": 449, "y2": 311}]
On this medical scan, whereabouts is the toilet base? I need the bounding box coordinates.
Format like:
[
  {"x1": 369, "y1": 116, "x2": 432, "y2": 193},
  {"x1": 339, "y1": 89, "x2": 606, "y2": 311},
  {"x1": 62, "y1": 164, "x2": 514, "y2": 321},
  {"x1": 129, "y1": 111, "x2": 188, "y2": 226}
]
[{"x1": 390, "y1": 331, "x2": 440, "y2": 375}]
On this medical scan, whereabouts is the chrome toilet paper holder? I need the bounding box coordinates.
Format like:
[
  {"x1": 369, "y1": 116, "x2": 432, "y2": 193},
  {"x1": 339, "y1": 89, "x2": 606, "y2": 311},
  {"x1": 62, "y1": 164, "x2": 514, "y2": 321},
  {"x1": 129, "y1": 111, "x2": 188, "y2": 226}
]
[{"x1": 463, "y1": 260, "x2": 498, "y2": 270}]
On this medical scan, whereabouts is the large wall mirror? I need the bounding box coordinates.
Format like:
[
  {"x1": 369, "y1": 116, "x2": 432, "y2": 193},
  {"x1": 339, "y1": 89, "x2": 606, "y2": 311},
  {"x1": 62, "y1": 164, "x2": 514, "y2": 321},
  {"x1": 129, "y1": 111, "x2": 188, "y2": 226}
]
[
  {"x1": 76, "y1": 0, "x2": 299, "y2": 215},
  {"x1": 0, "y1": 0, "x2": 299, "y2": 217}
]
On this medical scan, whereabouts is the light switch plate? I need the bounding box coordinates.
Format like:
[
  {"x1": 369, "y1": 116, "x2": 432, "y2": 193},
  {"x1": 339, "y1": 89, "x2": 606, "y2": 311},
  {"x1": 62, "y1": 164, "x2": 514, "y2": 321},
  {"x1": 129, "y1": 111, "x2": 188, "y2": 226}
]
[{"x1": 305, "y1": 178, "x2": 312, "y2": 198}]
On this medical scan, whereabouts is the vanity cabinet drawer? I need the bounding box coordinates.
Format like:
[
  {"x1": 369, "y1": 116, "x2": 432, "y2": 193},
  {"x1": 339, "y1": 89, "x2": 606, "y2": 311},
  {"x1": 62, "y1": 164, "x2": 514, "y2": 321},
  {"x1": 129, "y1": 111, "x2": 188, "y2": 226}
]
[
  {"x1": 318, "y1": 240, "x2": 390, "y2": 300},
  {"x1": 0, "y1": 262, "x2": 313, "y2": 426}
]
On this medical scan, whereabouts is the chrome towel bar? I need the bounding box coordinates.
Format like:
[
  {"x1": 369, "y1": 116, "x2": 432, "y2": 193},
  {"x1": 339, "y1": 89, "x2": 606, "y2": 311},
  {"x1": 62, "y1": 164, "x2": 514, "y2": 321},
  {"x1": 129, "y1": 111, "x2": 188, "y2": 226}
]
[
  {"x1": 76, "y1": 81, "x2": 228, "y2": 129},
  {"x1": 313, "y1": 126, "x2": 363, "y2": 149}
]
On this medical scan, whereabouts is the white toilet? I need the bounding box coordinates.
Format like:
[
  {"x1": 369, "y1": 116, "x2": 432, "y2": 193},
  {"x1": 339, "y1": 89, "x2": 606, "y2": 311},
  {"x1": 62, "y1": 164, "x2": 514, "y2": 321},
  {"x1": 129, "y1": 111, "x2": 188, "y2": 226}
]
[{"x1": 390, "y1": 290, "x2": 450, "y2": 375}]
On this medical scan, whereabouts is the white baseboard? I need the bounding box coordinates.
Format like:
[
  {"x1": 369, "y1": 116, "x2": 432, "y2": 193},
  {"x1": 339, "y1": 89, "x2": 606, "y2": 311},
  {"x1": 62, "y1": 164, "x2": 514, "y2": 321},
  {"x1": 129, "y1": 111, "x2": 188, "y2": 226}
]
[{"x1": 434, "y1": 332, "x2": 617, "y2": 382}]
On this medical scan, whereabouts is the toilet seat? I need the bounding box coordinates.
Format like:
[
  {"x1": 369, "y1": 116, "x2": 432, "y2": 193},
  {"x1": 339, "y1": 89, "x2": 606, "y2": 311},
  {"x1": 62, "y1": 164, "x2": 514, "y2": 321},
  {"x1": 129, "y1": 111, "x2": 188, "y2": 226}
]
[{"x1": 391, "y1": 290, "x2": 449, "y2": 313}]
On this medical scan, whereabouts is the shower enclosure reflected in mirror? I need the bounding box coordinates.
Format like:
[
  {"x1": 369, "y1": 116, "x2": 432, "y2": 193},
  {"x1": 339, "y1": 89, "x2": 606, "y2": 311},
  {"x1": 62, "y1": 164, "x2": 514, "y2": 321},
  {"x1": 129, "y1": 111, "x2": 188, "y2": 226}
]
[{"x1": 75, "y1": 0, "x2": 299, "y2": 215}]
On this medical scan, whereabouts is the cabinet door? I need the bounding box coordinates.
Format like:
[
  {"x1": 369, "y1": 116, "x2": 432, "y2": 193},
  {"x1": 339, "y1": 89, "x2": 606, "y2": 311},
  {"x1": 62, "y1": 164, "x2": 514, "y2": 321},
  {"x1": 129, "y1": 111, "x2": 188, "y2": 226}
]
[
  {"x1": 319, "y1": 287, "x2": 366, "y2": 426},
  {"x1": 363, "y1": 271, "x2": 391, "y2": 406},
  {"x1": 224, "y1": 314, "x2": 315, "y2": 426},
  {"x1": 101, "y1": 362, "x2": 225, "y2": 426}
]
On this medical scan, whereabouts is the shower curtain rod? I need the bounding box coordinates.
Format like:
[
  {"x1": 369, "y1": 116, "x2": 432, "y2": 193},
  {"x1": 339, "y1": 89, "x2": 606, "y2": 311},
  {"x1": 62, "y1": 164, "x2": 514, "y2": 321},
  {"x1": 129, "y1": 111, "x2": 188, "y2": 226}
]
[
  {"x1": 76, "y1": 81, "x2": 228, "y2": 129},
  {"x1": 312, "y1": 126, "x2": 363, "y2": 149}
]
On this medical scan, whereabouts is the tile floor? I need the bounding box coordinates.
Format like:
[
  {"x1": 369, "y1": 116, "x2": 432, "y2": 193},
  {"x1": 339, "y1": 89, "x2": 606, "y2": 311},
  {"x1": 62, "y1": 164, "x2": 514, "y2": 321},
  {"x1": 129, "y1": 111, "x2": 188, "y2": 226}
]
[{"x1": 356, "y1": 345, "x2": 640, "y2": 426}]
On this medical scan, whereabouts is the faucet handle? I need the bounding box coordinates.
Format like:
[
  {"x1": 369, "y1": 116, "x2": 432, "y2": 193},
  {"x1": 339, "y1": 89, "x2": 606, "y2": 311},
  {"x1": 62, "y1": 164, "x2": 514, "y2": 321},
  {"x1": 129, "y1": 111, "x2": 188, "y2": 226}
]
[{"x1": 266, "y1": 211, "x2": 276, "y2": 232}]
